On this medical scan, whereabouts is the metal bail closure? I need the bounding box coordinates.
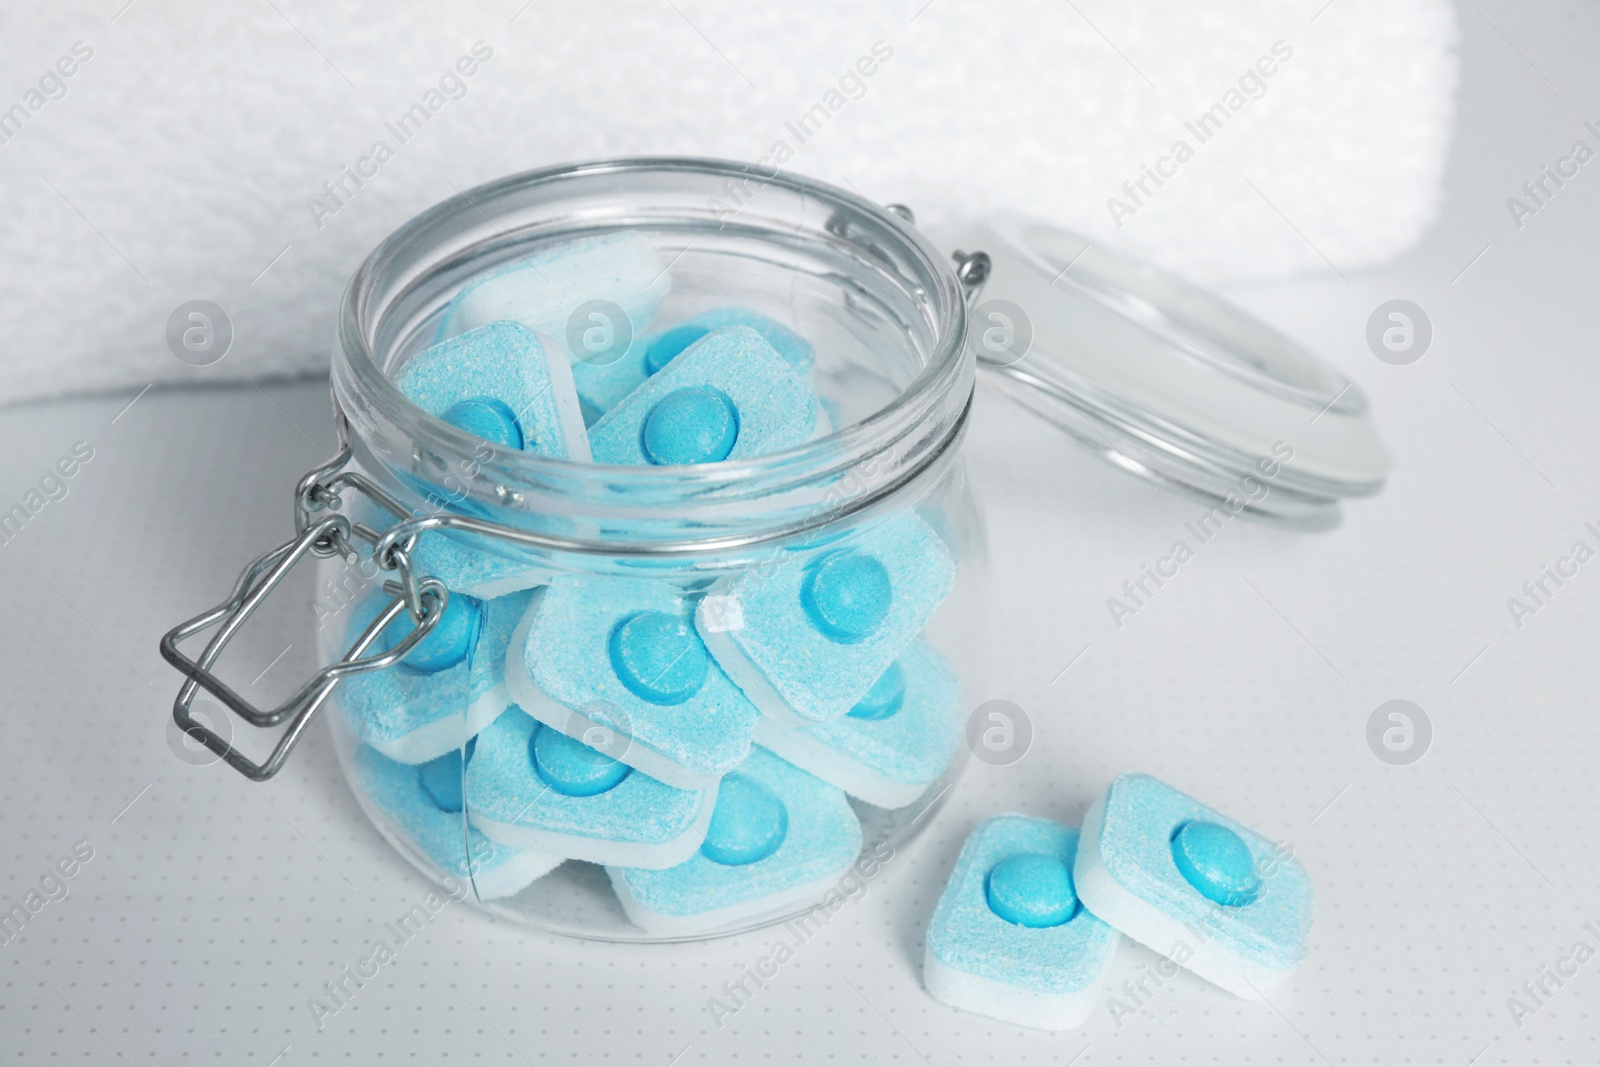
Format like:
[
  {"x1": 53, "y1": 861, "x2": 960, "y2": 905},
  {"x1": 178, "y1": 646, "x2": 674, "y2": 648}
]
[
  {"x1": 934, "y1": 216, "x2": 1393, "y2": 530},
  {"x1": 160, "y1": 426, "x2": 452, "y2": 781}
]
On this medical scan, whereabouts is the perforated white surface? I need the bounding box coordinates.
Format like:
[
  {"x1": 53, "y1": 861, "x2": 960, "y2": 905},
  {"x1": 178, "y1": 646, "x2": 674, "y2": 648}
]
[{"x1": 5, "y1": 7, "x2": 1600, "y2": 1063}]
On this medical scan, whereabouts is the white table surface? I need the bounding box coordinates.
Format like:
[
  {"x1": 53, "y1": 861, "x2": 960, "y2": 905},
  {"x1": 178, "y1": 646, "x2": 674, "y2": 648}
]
[{"x1": 5, "y1": 4, "x2": 1600, "y2": 1064}]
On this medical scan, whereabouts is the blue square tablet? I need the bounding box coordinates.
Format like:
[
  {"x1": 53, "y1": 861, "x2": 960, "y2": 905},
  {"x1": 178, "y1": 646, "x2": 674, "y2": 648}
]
[
  {"x1": 463, "y1": 706, "x2": 715, "y2": 870},
  {"x1": 396, "y1": 320, "x2": 590, "y2": 462},
  {"x1": 338, "y1": 588, "x2": 531, "y2": 764},
  {"x1": 505, "y1": 576, "x2": 760, "y2": 790},
  {"x1": 924, "y1": 814, "x2": 1119, "y2": 1030},
  {"x1": 587, "y1": 325, "x2": 815, "y2": 466},
  {"x1": 606, "y1": 748, "x2": 861, "y2": 936},
  {"x1": 351, "y1": 744, "x2": 559, "y2": 900},
  {"x1": 1073, "y1": 772, "x2": 1312, "y2": 999},
  {"x1": 754, "y1": 642, "x2": 962, "y2": 809},
  {"x1": 640, "y1": 305, "x2": 814, "y2": 376},
  {"x1": 571, "y1": 305, "x2": 815, "y2": 422},
  {"x1": 698, "y1": 512, "x2": 956, "y2": 724}
]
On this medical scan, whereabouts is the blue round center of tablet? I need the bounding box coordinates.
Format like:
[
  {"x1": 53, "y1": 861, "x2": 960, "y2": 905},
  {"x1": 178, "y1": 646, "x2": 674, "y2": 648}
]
[
  {"x1": 640, "y1": 386, "x2": 739, "y2": 465},
  {"x1": 442, "y1": 396, "x2": 524, "y2": 450},
  {"x1": 984, "y1": 853, "x2": 1078, "y2": 928},
  {"x1": 529, "y1": 726, "x2": 630, "y2": 797},
  {"x1": 608, "y1": 611, "x2": 711, "y2": 705},
  {"x1": 700, "y1": 773, "x2": 788, "y2": 866},
  {"x1": 391, "y1": 592, "x2": 482, "y2": 674},
  {"x1": 1170, "y1": 820, "x2": 1261, "y2": 907},
  {"x1": 801, "y1": 551, "x2": 892, "y2": 643},
  {"x1": 847, "y1": 662, "x2": 906, "y2": 720},
  {"x1": 644, "y1": 324, "x2": 712, "y2": 376},
  {"x1": 418, "y1": 738, "x2": 477, "y2": 812}
]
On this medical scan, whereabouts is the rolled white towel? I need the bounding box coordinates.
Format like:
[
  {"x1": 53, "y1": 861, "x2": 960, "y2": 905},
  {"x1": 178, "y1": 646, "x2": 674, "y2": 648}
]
[{"x1": 0, "y1": 0, "x2": 1457, "y2": 405}]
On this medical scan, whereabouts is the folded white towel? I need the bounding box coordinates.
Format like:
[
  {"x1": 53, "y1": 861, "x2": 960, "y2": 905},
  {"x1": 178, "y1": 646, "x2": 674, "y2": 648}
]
[{"x1": 0, "y1": 0, "x2": 1457, "y2": 405}]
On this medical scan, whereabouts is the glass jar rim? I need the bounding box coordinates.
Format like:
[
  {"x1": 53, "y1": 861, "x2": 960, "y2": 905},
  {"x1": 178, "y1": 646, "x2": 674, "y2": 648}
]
[{"x1": 334, "y1": 157, "x2": 972, "y2": 537}]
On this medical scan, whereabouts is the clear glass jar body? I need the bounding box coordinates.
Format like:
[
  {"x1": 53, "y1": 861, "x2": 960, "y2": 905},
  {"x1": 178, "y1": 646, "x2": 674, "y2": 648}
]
[{"x1": 317, "y1": 159, "x2": 986, "y2": 941}]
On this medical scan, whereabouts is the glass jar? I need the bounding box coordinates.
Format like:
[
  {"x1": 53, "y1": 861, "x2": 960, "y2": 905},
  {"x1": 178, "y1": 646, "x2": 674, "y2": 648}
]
[{"x1": 174, "y1": 158, "x2": 988, "y2": 941}]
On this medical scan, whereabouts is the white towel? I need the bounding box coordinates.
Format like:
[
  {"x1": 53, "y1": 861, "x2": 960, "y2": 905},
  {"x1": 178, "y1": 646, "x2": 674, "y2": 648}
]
[{"x1": 0, "y1": 0, "x2": 1457, "y2": 406}]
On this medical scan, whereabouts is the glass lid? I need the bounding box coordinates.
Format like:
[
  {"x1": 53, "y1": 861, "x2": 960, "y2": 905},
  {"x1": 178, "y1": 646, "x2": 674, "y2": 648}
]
[{"x1": 935, "y1": 217, "x2": 1392, "y2": 531}]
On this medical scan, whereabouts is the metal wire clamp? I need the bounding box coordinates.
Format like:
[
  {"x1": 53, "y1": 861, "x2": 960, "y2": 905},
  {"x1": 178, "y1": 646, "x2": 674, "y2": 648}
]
[{"x1": 159, "y1": 416, "x2": 450, "y2": 781}]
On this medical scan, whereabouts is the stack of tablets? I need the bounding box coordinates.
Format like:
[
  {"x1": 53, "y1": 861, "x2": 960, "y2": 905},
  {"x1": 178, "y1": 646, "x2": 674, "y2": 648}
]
[{"x1": 338, "y1": 232, "x2": 963, "y2": 931}]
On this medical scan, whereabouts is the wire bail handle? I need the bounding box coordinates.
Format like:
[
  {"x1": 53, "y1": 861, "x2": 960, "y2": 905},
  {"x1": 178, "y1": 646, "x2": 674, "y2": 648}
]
[{"x1": 159, "y1": 409, "x2": 450, "y2": 781}]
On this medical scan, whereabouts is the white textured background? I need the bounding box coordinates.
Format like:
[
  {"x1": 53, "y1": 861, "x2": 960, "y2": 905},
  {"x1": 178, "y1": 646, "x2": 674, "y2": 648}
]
[
  {"x1": 4, "y1": 1, "x2": 1600, "y2": 1064},
  {"x1": 0, "y1": 0, "x2": 1456, "y2": 404}
]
